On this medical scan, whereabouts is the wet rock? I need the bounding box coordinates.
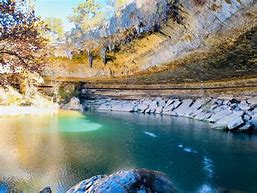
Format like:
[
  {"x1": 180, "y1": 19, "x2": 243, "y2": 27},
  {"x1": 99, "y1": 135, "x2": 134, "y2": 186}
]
[
  {"x1": 239, "y1": 123, "x2": 252, "y2": 131},
  {"x1": 67, "y1": 169, "x2": 177, "y2": 193},
  {"x1": 40, "y1": 186, "x2": 52, "y2": 193},
  {"x1": 67, "y1": 175, "x2": 104, "y2": 193}
]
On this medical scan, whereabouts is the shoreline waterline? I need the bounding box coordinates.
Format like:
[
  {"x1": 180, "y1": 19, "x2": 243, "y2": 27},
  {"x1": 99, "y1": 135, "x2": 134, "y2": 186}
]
[
  {"x1": 83, "y1": 96, "x2": 257, "y2": 132},
  {"x1": 0, "y1": 105, "x2": 59, "y2": 117}
]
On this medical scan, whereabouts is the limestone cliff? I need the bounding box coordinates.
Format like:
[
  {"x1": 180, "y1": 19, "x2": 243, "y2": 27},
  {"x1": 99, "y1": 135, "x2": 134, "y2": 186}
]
[{"x1": 46, "y1": 0, "x2": 256, "y2": 80}]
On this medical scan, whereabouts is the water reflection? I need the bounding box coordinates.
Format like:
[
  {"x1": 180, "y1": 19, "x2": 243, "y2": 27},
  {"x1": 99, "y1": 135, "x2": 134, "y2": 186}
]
[
  {"x1": 0, "y1": 111, "x2": 256, "y2": 193},
  {"x1": 0, "y1": 111, "x2": 104, "y2": 192}
]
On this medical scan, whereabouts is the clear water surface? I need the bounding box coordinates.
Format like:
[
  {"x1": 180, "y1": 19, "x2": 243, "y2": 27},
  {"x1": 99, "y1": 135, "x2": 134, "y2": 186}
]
[{"x1": 0, "y1": 110, "x2": 257, "y2": 193}]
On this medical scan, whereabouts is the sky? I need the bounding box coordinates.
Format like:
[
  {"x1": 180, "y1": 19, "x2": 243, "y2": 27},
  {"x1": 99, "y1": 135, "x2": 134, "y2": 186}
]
[{"x1": 34, "y1": 0, "x2": 110, "y2": 31}]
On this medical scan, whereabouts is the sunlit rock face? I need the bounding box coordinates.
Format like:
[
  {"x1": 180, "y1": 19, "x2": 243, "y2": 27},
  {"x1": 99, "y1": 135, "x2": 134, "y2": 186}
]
[
  {"x1": 140, "y1": 0, "x2": 255, "y2": 69},
  {"x1": 51, "y1": 0, "x2": 256, "y2": 79},
  {"x1": 75, "y1": 0, "x2": 254, "y2": 43},
  {"x1": 76, "y1": 0, "x2": 169, "y2": 42}
]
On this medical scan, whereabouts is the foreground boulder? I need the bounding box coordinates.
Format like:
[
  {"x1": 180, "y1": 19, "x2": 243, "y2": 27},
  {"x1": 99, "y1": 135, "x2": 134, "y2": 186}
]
[
  {"x1": 67, "y1": 169, "x2": 177, "y2": 193},
  {"x1": 40, "y1": 186, "x2": 52, "y2": 193}
]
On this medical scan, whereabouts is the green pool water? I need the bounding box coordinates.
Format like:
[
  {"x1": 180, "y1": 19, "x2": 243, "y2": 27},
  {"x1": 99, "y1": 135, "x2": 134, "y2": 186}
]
[{"x1": 0, "y1": 110, "x2": 257, "y2": 193}]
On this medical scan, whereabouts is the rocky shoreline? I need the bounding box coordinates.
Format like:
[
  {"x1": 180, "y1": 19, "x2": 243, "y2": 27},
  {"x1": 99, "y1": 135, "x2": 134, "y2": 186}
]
[{"x1": 82, "y1": 96, "x2": 257, "y2": 132}]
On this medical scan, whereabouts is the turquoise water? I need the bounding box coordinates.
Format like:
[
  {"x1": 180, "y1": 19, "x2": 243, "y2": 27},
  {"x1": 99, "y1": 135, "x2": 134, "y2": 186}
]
[{"x1": 0, "y1": 110, "x2": 257, "y2": 193}]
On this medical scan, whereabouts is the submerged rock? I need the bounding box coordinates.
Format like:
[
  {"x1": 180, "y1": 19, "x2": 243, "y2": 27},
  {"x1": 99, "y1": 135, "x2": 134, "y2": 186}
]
[
  {"x1": 239, "y1": 123, "x2": 252, "y2": 131},
  {"x1": 67, "y1": 169, "x2": 177, "y2": 193}
]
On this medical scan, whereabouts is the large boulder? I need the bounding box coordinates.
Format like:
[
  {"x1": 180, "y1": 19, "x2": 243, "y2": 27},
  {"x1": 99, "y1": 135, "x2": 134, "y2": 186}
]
[
  {"x1": 67, "y1": 169, "x2": 177, "y2": 193},
  {"x1": 40, "y1": 186, "x2": 52, "y2": 193},
  {"x1": 216, "y1": 111, "x2": 245, "y2": 130},
  {"x1": 239, "y1": 123, "x2": 252, "y2": 131}
]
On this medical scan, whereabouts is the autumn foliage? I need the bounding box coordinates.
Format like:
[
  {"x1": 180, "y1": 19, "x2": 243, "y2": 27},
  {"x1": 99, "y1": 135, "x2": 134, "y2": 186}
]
[{"x1": 0, "y1": 0, "x2": 48, "y2": 85}]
